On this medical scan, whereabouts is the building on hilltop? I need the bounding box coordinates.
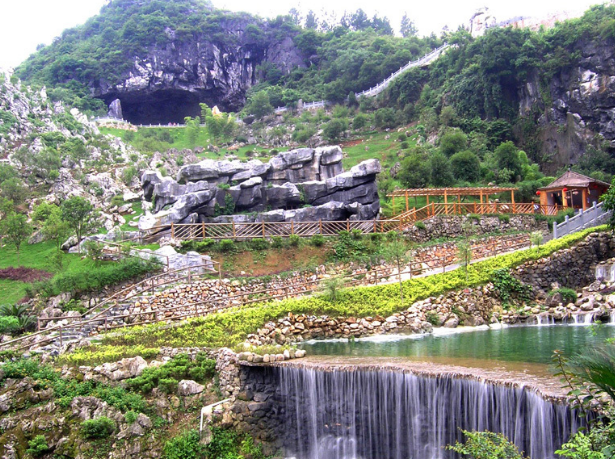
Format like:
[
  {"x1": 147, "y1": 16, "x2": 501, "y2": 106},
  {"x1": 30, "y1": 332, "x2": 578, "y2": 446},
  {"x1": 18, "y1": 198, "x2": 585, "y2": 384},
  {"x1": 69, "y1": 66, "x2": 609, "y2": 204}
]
[{"x1": 537, "y1": 171, "x2": 610, "y2": 210}]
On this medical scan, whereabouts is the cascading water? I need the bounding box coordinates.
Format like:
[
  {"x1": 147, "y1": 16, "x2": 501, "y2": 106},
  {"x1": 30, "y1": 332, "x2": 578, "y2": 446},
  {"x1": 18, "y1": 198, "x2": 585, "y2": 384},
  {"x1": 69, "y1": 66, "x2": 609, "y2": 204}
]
[
  {"x1": 277, "y1": 366, "x2": 581, "y2": 459},
  {"x1": 535, "y1": 314, "x2": 555, "y2": 326},
  {"x1": 595, "y1": 263, "x2": 615, "y2": 283}
]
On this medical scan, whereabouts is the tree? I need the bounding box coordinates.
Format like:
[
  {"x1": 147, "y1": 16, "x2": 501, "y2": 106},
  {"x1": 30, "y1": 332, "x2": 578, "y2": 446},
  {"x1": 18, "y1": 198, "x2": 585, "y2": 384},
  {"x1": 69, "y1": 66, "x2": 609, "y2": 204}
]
[
  {"x1": 601, "y1": 176, "x2": 615, "y2": 229},
  {"x1": 430, "y1": 152, "x2": 454, "y2": 186},
  {"x1": 494, "y1": 141, "x2": 522, "y2": 182},
  {"x1": 184, "y1": 116, "x2": 201, "y2": 148},
  {"x1": 400, "y1": 13, "x2": 418, "y2": 37},
  {"x1": 457, "y1": 239, "x2": 472, "y2": 283},
  {"x1": 246, "y1": 91, "x2": 274, "y2": 119},
  {"x1": 530, "y1": 231, "x2": 543, "y2": 251},
  {"x1": 0, "y1": 212, "x2": 32, "y2": 263},
  {"x1": 323, "y1": 119, "x2": 348, "y2": 141},
  {"x1": 440, "y1": 130, "x2": 468, "y2": 157},
  {"x1": 0, "y1": 177, "x2": 28, "y2": 205},
  {"x1": 41, "y1": 205, "x2": 71, "y2": 251},
  {"x1": 398, "y1": 152, "x2": 431, "y2": 188},
  {"x1": 61, "y1": 196, "x2": 96, "y2": 253},
  {"x1": 383, "y1": 238, "x2": 412, "y2": 304},
  {"x1": 305, "y1": 10, "x2": 318, "y2": 29},
  {"x1": 450, "y1": 150, "x2": 480, "y2": 182}
]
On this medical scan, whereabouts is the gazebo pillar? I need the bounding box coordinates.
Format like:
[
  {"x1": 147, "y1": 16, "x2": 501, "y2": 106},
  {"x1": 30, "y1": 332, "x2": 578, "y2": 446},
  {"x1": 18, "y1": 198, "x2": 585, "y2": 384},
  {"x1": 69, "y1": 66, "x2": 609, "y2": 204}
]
[
  {"x1": 582, "y1": 188, "x2": 588, "y2": 210},
  {"x1": 562, "y1": 190, "x2": 567, "y2": 208},
  {"x1": 511, "y1": 190, "x2": 516, "y2": 213}
]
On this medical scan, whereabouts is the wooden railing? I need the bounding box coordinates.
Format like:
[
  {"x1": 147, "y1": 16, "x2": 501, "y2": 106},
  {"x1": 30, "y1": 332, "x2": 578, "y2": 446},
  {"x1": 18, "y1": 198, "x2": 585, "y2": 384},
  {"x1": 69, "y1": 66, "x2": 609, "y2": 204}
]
[
  {"x1": 395, "y1": 203, "x2": 559, "y2": 224},
  {"x1": 143, "y1": 219, "x2": 403, "y2": 242}
]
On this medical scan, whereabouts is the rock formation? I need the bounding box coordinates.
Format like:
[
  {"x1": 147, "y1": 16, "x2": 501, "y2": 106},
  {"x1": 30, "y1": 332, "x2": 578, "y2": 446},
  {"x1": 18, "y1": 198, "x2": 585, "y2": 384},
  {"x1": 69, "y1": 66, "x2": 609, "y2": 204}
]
[{"x1": 138, "y1": 146, "x2": 381, "y2": 230}]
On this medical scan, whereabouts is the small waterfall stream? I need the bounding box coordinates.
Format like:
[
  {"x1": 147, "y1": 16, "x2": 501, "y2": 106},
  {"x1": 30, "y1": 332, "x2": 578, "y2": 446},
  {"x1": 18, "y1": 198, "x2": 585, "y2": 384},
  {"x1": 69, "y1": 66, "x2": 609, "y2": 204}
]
[{"x1": 277, "y1": 366, "x2": 581, "y2": 459}]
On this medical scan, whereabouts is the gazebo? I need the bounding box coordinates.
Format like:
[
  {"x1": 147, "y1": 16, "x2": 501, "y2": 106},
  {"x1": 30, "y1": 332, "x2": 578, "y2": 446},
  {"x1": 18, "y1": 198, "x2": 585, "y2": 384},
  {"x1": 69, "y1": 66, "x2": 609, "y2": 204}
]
[
  {"x1": 537, "y1": 171, "x2": 610, "y2": 210},
  {"x1": 387, "y1": 187, "x2": 518, "y2": 213}
]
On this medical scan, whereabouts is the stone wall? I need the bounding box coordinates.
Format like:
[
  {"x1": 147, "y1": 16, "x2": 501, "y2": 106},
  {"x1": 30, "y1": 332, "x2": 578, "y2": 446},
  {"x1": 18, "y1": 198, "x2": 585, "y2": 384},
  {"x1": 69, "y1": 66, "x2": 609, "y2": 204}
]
[
  {"x1": 139, "y1": 146, "x2": 381, "y2": 229},
  {"x1": 404, "y1": 214, "x2": 547, "y2": 243},
  {"x1": 513, "y1": 232, "x2": 615, "y2": 293}
]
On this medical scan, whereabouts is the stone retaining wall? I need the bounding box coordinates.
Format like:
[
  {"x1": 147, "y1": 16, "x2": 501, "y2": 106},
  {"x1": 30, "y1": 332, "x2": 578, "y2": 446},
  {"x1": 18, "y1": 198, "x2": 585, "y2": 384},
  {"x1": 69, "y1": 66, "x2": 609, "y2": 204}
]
[
  {"x1": 404, "y1": 214, "x2": 547, "y2": 243},
  {"x1": 513, "y1": 232, "x2": 615, "y2": 293}
]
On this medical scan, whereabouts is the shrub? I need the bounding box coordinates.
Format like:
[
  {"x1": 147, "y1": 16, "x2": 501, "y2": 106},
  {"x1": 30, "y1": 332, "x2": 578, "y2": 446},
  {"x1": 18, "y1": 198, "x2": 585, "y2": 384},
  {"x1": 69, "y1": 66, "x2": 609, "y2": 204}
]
[
  {"x1": 196, "y1": 239, "x2": 214, "y2": 252},
  {"x1": 400, "y1": 141, "x2": 410, "y2": 149},
  {"x1": 397, "y1": 133, "x2": 407, "y2": 142},
  {"x1": 310, "y1": 234, "x2": 325, "y2": 247},
  {"x1": 490, "y1": 268, "x2": 532, "y2": 306},
  {"x1": 414, "y1": 221, "x2": 426, "y2": 230},
  {"x1": 164, "y1": 429, "x2": 206, "y2": 459},
  {"x1": 81, "y1": 417, "x2": 115, "y2": 439},
  {"x1": 219, "y1": 239, "x2": 235, "y2": 252},
  {"x1": 448, "y1": 430, "x2": 528, "y2": 459},
  {"x1": 124, "y1": 410, "x2": 138, "y2": 424},
  {"x1": 158, "y1": 378, "x2": 178, "y2": 394},
  {"x1": 289, "y1": 234, "x2": 301, "y2": 247},
  {"x1": 425, "y1": 311, "x2": 440, "y2": 326},
  {"x1": 551, "y1": 287, "x2": 577, "y2": 304},
  {"x1": 26, "y1": 435, "x2": 50, "y2": 457},
  {"x1": 350, "y1": 229, "x2": 363, "y2": 240},
  {"x1": 321, "y1": 277, "x2": 345, "y2": 302},
  {"x1": 497, "y1": 214, "x2": 510, "y2": 223},
  {"x1": 249, "y1": 238, "x2": 270, "y2": 251},
  {"x1": 370, "y1": 233, "x2": 383, "y2": 243},
  {"x1": 271, "y1": 236, "x2": 284, "y2": 248},
  {"x1": 0, "y1": 316, "x2": 21, "y2": 335}
]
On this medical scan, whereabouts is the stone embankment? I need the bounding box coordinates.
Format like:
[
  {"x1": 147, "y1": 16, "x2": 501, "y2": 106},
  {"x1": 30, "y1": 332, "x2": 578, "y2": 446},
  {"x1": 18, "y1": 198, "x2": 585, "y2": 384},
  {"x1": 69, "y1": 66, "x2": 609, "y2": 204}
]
[
  {"x1": 404, "y1": 214, "x2": 547, "y2": 242},
  {"x1": 80, "y1": 233, "x2": 530, "y2": 333}
]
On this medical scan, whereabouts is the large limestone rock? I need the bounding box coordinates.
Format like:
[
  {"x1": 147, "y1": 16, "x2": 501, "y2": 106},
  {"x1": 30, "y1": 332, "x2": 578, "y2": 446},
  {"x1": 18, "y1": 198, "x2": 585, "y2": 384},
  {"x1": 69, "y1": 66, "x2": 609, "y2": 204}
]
[{"x1": 139, "y1": 147, "x2": 380, "y2": 229}]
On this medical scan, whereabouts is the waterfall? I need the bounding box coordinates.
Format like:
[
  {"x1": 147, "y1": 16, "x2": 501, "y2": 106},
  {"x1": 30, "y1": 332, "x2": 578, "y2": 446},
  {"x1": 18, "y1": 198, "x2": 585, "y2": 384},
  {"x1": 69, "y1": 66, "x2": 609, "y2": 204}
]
[
  {"x1": 535, "y1": 314, "x2": 554, "y2": 326},
  {"x1": 595, "y1": 264, "x2": 615, "y2": 283},
  {"x1": 567, "y1": 312, "x2": 595, "y2": 325},
  {"x1": 277, "y1": 367, "x2": 581, "y2": 459}
]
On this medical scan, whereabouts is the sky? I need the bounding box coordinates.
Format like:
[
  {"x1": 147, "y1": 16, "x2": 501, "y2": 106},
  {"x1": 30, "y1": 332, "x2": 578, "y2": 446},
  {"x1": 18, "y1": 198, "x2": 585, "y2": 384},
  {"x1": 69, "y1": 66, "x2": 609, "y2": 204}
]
[{"x1": 0, "y1": 0, "x2": 603, "y2": 69}]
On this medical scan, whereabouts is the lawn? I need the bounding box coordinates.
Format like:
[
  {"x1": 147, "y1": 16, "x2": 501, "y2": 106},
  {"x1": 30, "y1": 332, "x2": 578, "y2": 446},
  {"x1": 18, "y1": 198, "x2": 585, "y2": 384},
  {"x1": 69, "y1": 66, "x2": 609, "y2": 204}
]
[{"x1": 0, "y1": 240, "x2": 99, "y2": 304}]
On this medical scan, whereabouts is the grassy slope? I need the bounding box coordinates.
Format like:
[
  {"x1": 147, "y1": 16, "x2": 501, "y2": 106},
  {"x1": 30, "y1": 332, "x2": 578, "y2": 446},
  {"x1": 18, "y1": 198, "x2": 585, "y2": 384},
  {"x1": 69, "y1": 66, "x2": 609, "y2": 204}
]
[
  {"x1": 0, "y1": 241, "x2": 102, "y2": 304},
  {"x1": 99, "y1": 226, "x2": 607, "y2": 352}
]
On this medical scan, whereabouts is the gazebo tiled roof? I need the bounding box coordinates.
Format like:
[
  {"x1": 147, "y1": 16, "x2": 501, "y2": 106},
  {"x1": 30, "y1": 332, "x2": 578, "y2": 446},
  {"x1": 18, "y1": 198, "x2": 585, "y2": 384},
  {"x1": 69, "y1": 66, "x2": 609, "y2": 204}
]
[{"x1": 538, "y1": 171, "x2": 610, "y2": 191}]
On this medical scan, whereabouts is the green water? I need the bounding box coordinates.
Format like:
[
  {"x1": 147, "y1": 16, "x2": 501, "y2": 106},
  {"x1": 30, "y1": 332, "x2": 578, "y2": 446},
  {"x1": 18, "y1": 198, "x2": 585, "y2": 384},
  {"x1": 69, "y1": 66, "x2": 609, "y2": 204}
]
[{"x1": 300, "y1": 325, "x2": 615, "y2": 367}]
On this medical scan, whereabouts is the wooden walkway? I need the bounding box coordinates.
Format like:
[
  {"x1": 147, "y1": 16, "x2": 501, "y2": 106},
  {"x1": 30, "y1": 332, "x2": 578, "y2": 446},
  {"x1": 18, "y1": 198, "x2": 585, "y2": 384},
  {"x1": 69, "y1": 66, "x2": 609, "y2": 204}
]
[{"x1": 139, "y1": 202, "x2": 558, "y2": 242}]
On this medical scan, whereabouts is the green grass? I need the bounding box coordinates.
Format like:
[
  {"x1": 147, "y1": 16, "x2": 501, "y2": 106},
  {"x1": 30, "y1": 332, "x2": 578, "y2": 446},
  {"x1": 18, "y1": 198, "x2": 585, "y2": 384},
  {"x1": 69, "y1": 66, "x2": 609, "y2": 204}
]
[
  {"x1": 99, "y1": 226, "x2": 607, "y2": 351},
  {"x1": 119, "y1": 201, "x2": 144, "y2": 232},
  {"x1": 0, "y1": 240, "x2": 109, "y2": 303},
  {"x1": 342, "y1": 130, "x2": 417, "y2": 169}
]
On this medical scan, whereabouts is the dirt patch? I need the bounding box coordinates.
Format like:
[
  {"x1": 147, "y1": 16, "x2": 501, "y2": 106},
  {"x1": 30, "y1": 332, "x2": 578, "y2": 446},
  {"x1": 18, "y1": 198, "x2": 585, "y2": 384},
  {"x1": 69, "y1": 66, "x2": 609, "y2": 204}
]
[
  {"x1": 220, "y1": 246, "x2": 330, "y2": 277},
  {"x1": 0, "y1": 267, "x2": 53, "y2": 283},
  {"x1": 340, "y1": 139, "x2": 364, "y2": 148}
]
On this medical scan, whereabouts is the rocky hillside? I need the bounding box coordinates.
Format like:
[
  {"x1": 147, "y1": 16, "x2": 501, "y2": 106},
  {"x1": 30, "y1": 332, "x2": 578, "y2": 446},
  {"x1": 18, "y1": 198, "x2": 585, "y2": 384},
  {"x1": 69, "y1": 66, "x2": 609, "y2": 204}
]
[{"x1": 0, "y1": 69, "x2": 150, "y2": 232}]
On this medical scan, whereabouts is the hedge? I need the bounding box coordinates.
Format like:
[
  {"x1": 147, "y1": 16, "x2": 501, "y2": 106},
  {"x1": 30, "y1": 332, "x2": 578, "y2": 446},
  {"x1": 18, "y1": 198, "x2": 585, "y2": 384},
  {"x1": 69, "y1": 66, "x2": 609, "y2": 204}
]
[{"x1": 102, "y1": 227, "x2": 608, "y2": 350}]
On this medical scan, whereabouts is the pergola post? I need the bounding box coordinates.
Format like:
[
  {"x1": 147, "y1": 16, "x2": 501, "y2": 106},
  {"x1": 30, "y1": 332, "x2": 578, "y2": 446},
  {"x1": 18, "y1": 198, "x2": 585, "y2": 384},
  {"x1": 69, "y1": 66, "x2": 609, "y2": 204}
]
[
  {"x1": 511, "y1": 190, "x2": 516, "y2": 213},
  {"x1": 444, "y1": 190, "x2": 448, "y2": 214},
  {"x1": 405, "y1": 191, "x2": 409, "y2": 212},
  {"x1": 426, "y1": 195, "x2": 430, "y2": 206}
]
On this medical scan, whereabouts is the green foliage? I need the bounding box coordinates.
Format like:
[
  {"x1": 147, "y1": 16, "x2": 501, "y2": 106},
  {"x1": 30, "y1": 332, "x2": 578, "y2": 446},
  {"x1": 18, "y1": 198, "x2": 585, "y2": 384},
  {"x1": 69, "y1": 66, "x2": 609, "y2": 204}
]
[
  {"x1": 219, "y1": 239, "x2": 235, "y2": 252},
  {"x1": 163, "y1": 429, "x2": 206, "y2": 459},
  {"x1": 530, "y1": 231, "x2": 543, "y2": 250},
  {"x1": 457, "y1": 240, "x2": 472, "y2": 283},
  {"x1": 490, "y1": 268, "x2": 532, "y2": 306},
  {"x1": 398, "y1": 151, "x2": 431, "y2": 188},
  {"x1": 450, "y1": 150, "x2": 480, "y2": 182},
  {"x1": 440, "y1": 130, "x2": 468, "y2": 157},
  {"x1": 127, "y1": 352, "x2": 216, "y2": 394},
  {"x1": 0, "y1": 212, "x2": 32, "y2": 262},
  {"x1": 310, "y1": 234, "x2": 325, "y2": 247},
  {"x1": 249, "y1": 238, "x2": 270, "y2": 251},
  {"x1": 321, "y1": 277, "x2": 345, "y2": 302},
  {"x1": 551, "y1": 287, "x2": 578, "y2": 304},
  {"x1": 246, "y1": 91, "x2": 274, "y2": 119},
  {"x1": 27, "y1": 258, "x2": 159, "y2": 298},
  {"x1": 495, "y1": 141, "x2": 522, "y2": 182},
  {"x1": 56, "y1": 344, "x2": 160, "y2": 366},
  {"x1": 0, "y1": 177, "x2": 28, "y2": 204},
  {"x1": 374, "y1": 108, "x2": 398, "y2": 129},
  {"x1": 414, "y1": 221, "x2": 426, "y2": 230},
  {"x1": 289, "y1": 234, "x2": 301, "y2": 247},
  {"x1": 271, "y1": 236, "x2": 284, "y2": 248},
  {"x1": 26, "y1": 435, "x2": 51, "y2": 457},
  {"x1": 425, "y1": 311, "x2": 440, "y2": 326},
  {"x1": 60, "y1": 196, "x2": 97, "y2": 248},
  {"x1": 0, "y1": 316, "x2": 21, "y2": 335},
  {"x1": 323, "y1": 118, "x2": 348, "y2": 141},
  {"x1": 353, "y1": 113, "x2": 368, "y2": 130},
  {"x1": 81, "y1": 417, "x2": 115, "y2": 439},
  {"x1": 601, "y1": 176, "x2": 615, "y2": 230},
  {"x1": 447, "y1": 430, "x2": 528, "y2": 459},
  {"x1": 556, "y1": 432, "x2": 609, "y2": 459},
  {"x1": 430, "y1": 151, "x2": 454, "y2": 186}
]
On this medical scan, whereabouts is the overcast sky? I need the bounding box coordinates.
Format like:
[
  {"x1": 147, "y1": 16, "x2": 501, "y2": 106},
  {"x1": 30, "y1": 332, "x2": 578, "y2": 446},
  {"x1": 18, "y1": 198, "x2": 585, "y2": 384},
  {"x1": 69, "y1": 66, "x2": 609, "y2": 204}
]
[{"x1": 0, "y1": 0, "x2": 603, "y2": 69}]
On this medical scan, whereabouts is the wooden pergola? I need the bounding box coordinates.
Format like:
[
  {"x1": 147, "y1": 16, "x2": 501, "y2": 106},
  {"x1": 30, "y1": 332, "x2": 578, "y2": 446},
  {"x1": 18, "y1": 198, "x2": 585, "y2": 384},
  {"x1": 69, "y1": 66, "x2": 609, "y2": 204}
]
[{"x1": 387, "y1": 187, "x2": 518, "y2": 213}]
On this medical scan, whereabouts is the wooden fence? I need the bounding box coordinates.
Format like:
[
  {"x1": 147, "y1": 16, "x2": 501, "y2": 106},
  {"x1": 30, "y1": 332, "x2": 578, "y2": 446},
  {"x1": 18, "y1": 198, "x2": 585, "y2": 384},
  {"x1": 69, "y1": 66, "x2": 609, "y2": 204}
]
[{"x1": 395, "y1": 203, "x2": 559, "y2": 224}]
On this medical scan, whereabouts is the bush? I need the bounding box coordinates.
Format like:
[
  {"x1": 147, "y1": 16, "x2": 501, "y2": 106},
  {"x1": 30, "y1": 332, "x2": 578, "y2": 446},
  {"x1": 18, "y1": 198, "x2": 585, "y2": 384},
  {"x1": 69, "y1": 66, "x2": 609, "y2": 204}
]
[
  {"x1": 164, "y1": 429, "x2": 206, "y2": 459},
  {"x1": 551, "y1": 287, "x2": 578, "y2": 304},
  {"x1": 124, "y1": 410, "x2": 138, "y2": 424},
  {"x1": 425, "y1": 311, "x2": 440, "y2": 326},
  {"x1": 219, "y1": 239, "x2": 235, "y2": 252},
  {"x1": 414, "y1": 221, "x2": 426, "y2": 230},
  {"x1": 0, "y1": 316, "x2": 21, "y2": 335},
  {"x1": 81, "y1": 417, "x2": 115, "y2": 439},
  {"x1": 497, "y1": 214, "x2": 510, "y2": 223},
  {"x1": 271, "y1": 236, "x2": 284, "y2": 248},
  {"x1": 400, "y1": 141, "x2": 409, "y2": 149},
  {"x1": 448, "y1": 430, "x2": 528, "y2": 459},
  {"x1": 310, "y1": 234, "x2": 325, "y2": 247},
  {"x1": 397, "y1": 134, "x2": 407, "y2": 142},
  {"x1": 249, "y1": 238, "x2": 270, "y2": 251},
  {"x1": 490, "y1": 268, "x2": 532, "y2": 306},
  {"x1": 127, "y1": 353, "x2": 215, "y2": 394},
  {"x1": 26, "y1": 435, "x2": 50, "y2": 457},
  {"x1": 289, "y1": 234, "x2": 301, "y2": 247}
]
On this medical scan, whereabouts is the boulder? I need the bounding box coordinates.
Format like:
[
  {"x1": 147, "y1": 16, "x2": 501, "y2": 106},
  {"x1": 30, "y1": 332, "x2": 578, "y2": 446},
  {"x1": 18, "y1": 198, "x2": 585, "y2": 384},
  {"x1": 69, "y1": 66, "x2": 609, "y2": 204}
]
[{"x1": 178, "y1": 380, "x2": 204, "y2": 396}]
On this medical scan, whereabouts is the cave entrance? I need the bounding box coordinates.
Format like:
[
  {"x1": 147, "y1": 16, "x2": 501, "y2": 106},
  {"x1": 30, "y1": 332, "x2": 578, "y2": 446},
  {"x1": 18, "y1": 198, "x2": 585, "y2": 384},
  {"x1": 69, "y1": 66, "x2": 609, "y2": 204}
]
[{"x1": 109, "y1": 89, "x2": 204, "y2": 125}]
